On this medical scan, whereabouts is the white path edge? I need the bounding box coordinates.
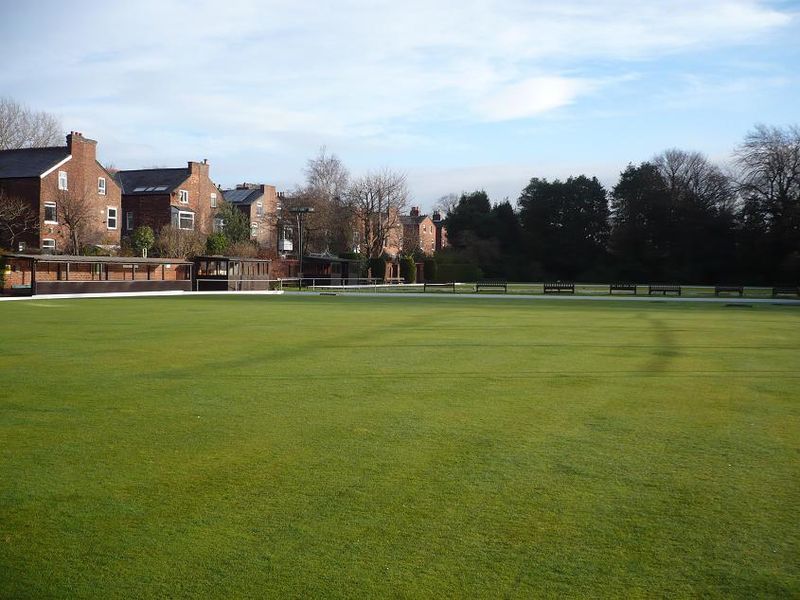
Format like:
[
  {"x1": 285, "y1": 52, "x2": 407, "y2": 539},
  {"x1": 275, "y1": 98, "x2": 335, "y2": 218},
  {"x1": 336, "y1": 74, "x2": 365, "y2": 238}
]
[{"x1": 0, "y1": 289, "x2": 797, "y2": 305}]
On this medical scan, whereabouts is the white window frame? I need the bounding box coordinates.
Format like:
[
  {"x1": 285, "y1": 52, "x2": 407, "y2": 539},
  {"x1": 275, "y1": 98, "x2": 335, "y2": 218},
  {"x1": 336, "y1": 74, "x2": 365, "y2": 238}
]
[
  {"x1": 210, "y1": 192, "x2": 217, "y2": 208},
  {"x1": 256, "y1": 201, "x2": 264, "y2": 217},
  {"x1": 44, "y1": 201, "x2": 57, "y2": 224},
  {"x1": 179, "y1": 189, "x2": 189, "y2": 204},
  {"x1": 107, "y1": 206, "x2": 118, "y2": 230},
  {"x1": 178, "y1": 210, "x2": 194, "y2": 230},
  {"x1": 58, "y1": 170, "x2": 68, "y2": 190},
  {"x1": 98, "y1": 177, "x2": 106, "y2": 195},
  {"x1": 250, "y1": 222, "x2": 259, "y2": 238},
  {"x1": 42, "y1": 238, "x2": 56, "y2": 252},
  {"x1": 213, "y1": 217, "x2": 225, "y2": 233},
  {"x1": 126, "y1": 211, "x2": 134, "y2": 231}
]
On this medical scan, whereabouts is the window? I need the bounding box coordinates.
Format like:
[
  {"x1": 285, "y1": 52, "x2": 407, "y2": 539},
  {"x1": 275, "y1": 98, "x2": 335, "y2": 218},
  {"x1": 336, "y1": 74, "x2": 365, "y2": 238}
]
[
  {"x1": 213, "y1": 217, "x2": 225, "y2": 233},
  {"x1": 98, "y1": 177, "x2": 106, "y2": 195},
  {"x1": 179, "y1": 189, "x2": 189, "y2": 204},
  {"x1": 44, "y1": 202, "x2": 57, "y2": 223},
  {"x1": 256, "y1": 201, "x2": 264, "y2": 217},
  {"x1": 178, "y1": 211, "x2": 194, "y2": 230},
  {"x1": 126, "y1": 211, "x2": 134, "y2": 230},
  {"x1": 58, "y1": 171, "x2": 68, "y2": 190},
  {"x1": 210, "y1": 193, "x2": 217, "y2": 208},
  {"x1": 107, "y1": 207, "x2": 118, "y2": 230},
  {"x1": 250, "y1": 222, "x2": 259, "y2": 238},
  {"x1": 42, "y1": 238, "x2": 56, "y2": 253}
]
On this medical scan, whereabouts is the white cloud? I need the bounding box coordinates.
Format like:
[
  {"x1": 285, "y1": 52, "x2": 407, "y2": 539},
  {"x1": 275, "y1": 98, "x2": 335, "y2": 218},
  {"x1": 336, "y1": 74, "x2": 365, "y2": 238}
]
[
  {"x1": 475, "y1": 76, "x2": 596, "y2": 121},
  {"x1": 0, "y1": 0, "x2": 794, "y2": 191}
]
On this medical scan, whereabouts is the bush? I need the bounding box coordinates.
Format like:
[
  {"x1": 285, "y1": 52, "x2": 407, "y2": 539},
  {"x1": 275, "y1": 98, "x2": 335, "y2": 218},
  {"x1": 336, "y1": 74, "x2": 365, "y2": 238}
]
[
  {"x1": 131, "y1": 226, "x2": 155, "y2": 256},
  {"x1": 206, "y1": 232, "x2": 227, "y2": 255},
  {"x1": 155, "y1": 226, "x2": 205, "y2": 259},
  {"x1": 436, "y1": 263, "x2": 483, "y2": 282},
  {"x1": 368, "y1": 256, "x2": 386, "y2": 280},
  {"x1": 400, "y1": 255, "x2": 416, "y2": 283},
  {"x1": 340, "y1": 252, "x2": 367, "y2": 277},
  {"x1": 423, "y1": 258, "x2": 437, "y2": 281}
]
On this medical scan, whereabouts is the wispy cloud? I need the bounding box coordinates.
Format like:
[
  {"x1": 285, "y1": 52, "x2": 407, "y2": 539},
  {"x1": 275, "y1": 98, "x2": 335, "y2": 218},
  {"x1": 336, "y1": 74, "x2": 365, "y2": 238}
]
[{"x1": 0, "y1": 0, "x2": 796, "y2": 199}]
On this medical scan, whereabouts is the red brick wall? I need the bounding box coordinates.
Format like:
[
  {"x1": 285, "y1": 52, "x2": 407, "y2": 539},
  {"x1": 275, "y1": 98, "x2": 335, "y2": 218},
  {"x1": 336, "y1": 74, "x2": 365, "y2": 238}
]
[{"x1": 122, "y1": 194, "x2": 172, "y2": 234}]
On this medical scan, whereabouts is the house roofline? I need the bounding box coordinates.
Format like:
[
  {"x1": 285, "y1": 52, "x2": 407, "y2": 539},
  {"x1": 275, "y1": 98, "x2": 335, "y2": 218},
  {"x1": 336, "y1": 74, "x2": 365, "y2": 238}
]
[{"x1": 39, "y1": 155, "x2": 72, "y2": 179}]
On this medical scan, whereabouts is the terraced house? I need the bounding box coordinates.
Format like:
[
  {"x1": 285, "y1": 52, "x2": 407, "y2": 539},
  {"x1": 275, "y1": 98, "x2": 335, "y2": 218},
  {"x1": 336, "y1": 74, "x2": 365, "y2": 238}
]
[
  {"x1": 221, "y1": 183, "x2": 280, "y2": 251},
  {"x1": 0, "y1": 131, "x2": 121, "y2": 253},
  {"x1": 115, "y1": 160, "x2": 220, "y2": 236}
]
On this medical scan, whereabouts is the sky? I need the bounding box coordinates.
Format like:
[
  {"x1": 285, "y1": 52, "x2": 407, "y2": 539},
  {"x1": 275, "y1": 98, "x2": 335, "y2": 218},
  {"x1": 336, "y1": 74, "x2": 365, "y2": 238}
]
[{"x1": 1, "y1": 0, "x2": 798, "y2": 210}]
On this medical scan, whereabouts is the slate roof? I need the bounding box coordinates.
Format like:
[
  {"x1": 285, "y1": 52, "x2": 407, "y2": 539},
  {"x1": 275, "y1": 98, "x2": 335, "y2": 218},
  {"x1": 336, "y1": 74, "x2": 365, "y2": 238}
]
[
  {"x1": 400, "y1": 214, "x2": 429, "y2": 226},
  {"x1": 0, "y1": 147, "x2": 70, "y2": 179},
  {"x1": 114, "y1": 168, "x2": 189, "y2": 195},
  {"x1": 222, "y1": 187, "x2": 263, "y2": 205}
]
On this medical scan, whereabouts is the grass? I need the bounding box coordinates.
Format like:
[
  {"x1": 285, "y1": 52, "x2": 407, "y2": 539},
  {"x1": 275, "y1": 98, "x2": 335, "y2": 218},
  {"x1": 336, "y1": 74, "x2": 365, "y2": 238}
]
[{"x1": 0, "y1": 295, "x2": 798, "y2": 598}]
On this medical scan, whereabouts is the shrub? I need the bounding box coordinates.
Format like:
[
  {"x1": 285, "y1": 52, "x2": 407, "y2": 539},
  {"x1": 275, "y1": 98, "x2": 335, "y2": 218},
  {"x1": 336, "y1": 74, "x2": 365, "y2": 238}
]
[
  {"x1": 368, "y1": 256, "x2": 387, "y2": 280},
  {"x1": 400, "y1": 255, "x2": 416, "y2": 283},
  {"x1": 436, "y1": 263, "x2": 482, "y2": 282},
  {"x1": 206, "y1": 232, "x2": 228, "y2": 255},
  {"x1": 131, "y1": 226, "x2": 155, "y2": 256},
  {"x1": 423, "y1": 258, "x2": 437, "y2": 281}
]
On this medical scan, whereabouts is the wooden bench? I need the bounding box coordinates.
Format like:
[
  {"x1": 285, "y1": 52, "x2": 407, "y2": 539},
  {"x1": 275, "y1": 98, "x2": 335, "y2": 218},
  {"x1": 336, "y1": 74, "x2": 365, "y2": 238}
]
[
  {"x1": 10, "y1": 284, "x2": 32, "y2": 296},
  {"x1": 423, "y1": 282, "x2": 456, "y2": 293},
  {"x1": 648, "y1": 284, "x2": 681, "y2": 296},
  {"x1": 772, "y1": 286, "x2": 799, "y2": 298},
  {"x1": 475, "y1": 280, "x2": 507, "y2": 293},
  {"x1": 384, "y1": 277, "x2": 405, "y2": 285},
  {"x1": 610, "y1": 283, "x2": 637, "y2": 295},
  {"x1": 543, "y1": 282, "x2": 575, "y2": 294},
  {"x1": 715, "y1": 285, "x2": 744, "y2": 297}
]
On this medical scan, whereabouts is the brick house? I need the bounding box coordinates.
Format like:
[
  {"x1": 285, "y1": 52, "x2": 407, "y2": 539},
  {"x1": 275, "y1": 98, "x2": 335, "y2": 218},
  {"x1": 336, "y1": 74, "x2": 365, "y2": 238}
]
[
  {"x1": 115, "y1": 160, "x2": 220, "y2": 236},
  {"x1": 221, "y1": 183, "x2": 279, "y2": 251},
  {"x1": 400, "y1": 206, "x2": 436, "y2": 255},
  {"x1": 0, "y1": 132, "x2": 122, "y2": 253}
]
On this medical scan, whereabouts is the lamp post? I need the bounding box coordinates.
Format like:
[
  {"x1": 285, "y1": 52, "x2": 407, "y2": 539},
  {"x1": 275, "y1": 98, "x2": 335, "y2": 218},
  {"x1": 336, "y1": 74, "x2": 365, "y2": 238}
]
[{"x1": 289, "y1": 207, "x2": 314, "y2": 288}]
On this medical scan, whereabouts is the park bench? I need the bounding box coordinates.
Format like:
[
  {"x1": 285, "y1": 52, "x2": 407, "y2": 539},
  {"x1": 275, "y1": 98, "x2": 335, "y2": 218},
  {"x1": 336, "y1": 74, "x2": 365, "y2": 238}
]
[
  {"x1": 772, "y1": 286, "x2": 799, "y2": 298},
  {"x1": 423, "y1": 282, "x2": 456, "y2": 293},
  {"x1": 543, "y1": 282, "x2": 575, "y2": 294},
  {"x1": 610, "y1": 283, "x2": 637, "y2": 294},
  {"x1": 475, "y1": 279, "x2": 508, "y2": 293},
  {"x1": 648, "y1": 284, "x2": 681, "y2": 296},
  {"x1": 10, "y1": 284, "x2": 32, "y2": 296},
  {"x1": 714, "y1": 285, "x2": 744, "y2": 297},
  {"x1": 384, "y1": 277, "x2": 404, "y2": 284}
]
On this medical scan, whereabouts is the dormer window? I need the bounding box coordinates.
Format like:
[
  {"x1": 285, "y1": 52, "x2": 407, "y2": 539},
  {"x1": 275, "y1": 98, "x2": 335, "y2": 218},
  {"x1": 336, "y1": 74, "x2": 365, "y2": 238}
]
[
  {"x1": 179, "y1": 189, "x2": 189, "y2": 204},
  {"x1": 98, "y1": 177, "x2": 106, "y2": 195},
  {"x1": 58, "y1": 171, "x2": 68, "y2": 190}
]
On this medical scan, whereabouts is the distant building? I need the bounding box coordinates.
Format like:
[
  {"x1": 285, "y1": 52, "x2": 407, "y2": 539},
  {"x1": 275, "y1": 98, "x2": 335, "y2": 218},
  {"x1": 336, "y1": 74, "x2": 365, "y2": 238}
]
[
  {"x1": 400, "y1": 206, "x2": 436, "y2": 255},
  {"x1": 221, "y1": 183, "x2": 280, "y2": 251},
  {"x1": 115, "y1": 160, "x2": 220, "y2": 236},
  {"x1": 0, "y1": 131, "x2": 121, "y2": 252},
  {"x1": 432, "y1": 210, "x2": 448, "y2": 251}
]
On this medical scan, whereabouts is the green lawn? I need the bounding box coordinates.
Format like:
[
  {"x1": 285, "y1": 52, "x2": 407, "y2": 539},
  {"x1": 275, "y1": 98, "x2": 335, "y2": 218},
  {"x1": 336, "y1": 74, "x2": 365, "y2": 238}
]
[{"x1": 1, "y1": 295, "x2": 798, "y2": 598}]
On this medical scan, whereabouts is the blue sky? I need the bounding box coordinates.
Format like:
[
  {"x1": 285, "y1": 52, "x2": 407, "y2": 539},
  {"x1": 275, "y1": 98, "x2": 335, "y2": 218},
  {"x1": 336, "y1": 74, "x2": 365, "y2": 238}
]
[{"x1": 1, "y1": 0, "x2": 798, "y2": 209}]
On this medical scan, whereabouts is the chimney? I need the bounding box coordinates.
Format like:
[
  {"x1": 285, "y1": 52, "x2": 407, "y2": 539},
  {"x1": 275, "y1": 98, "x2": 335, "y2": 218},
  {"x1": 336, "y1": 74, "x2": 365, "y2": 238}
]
[
  {"x1": 410, "y1": 206, "x2": 420, "y2": 217},
  {"x1": 188, "y1": 160, "x2": 209, "y2": 175},
  {"x1": 66, "y1": 131, "x2": 97, "y2": 161},
  {"x1": 432, "y1": 210, "x2": 442, "y2": 222}
]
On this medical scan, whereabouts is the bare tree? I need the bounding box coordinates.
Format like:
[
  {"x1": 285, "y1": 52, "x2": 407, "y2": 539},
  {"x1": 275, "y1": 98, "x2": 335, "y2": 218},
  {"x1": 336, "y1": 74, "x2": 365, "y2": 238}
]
[
  {"x1": 348, "y1": 169, "x2": 409, "y2": 258},
  {"x1": 281, "y1": 147, "x2": 354, "y2": 254},
  {"x1": 0, "y1": 97, "x2": 62, "y2": 150},
  {"x1": 53, "y1": 187, "x2": 96, "y2": 254},
  {"x1": 433, "y1": 193, "x2": 459, "y2": 217},
  {"x1": 653, "y1": 149, "x2": 734, "y2": 212},
  {"x1": 154, "y1": 225, "x2": 206, "y2": 259},
  {"x1": 0, "y1": 191, "x2": 39, "y2": 249},
  {"x1": 734, "y1": 124, "x2": 800, "y2": 220}
]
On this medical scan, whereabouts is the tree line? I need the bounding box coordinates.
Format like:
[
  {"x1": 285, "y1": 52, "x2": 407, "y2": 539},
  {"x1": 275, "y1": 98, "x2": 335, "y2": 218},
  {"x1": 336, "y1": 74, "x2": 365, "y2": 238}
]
[{"x1": 441, "y1": 125, "x2": 800, "y2": 285}]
